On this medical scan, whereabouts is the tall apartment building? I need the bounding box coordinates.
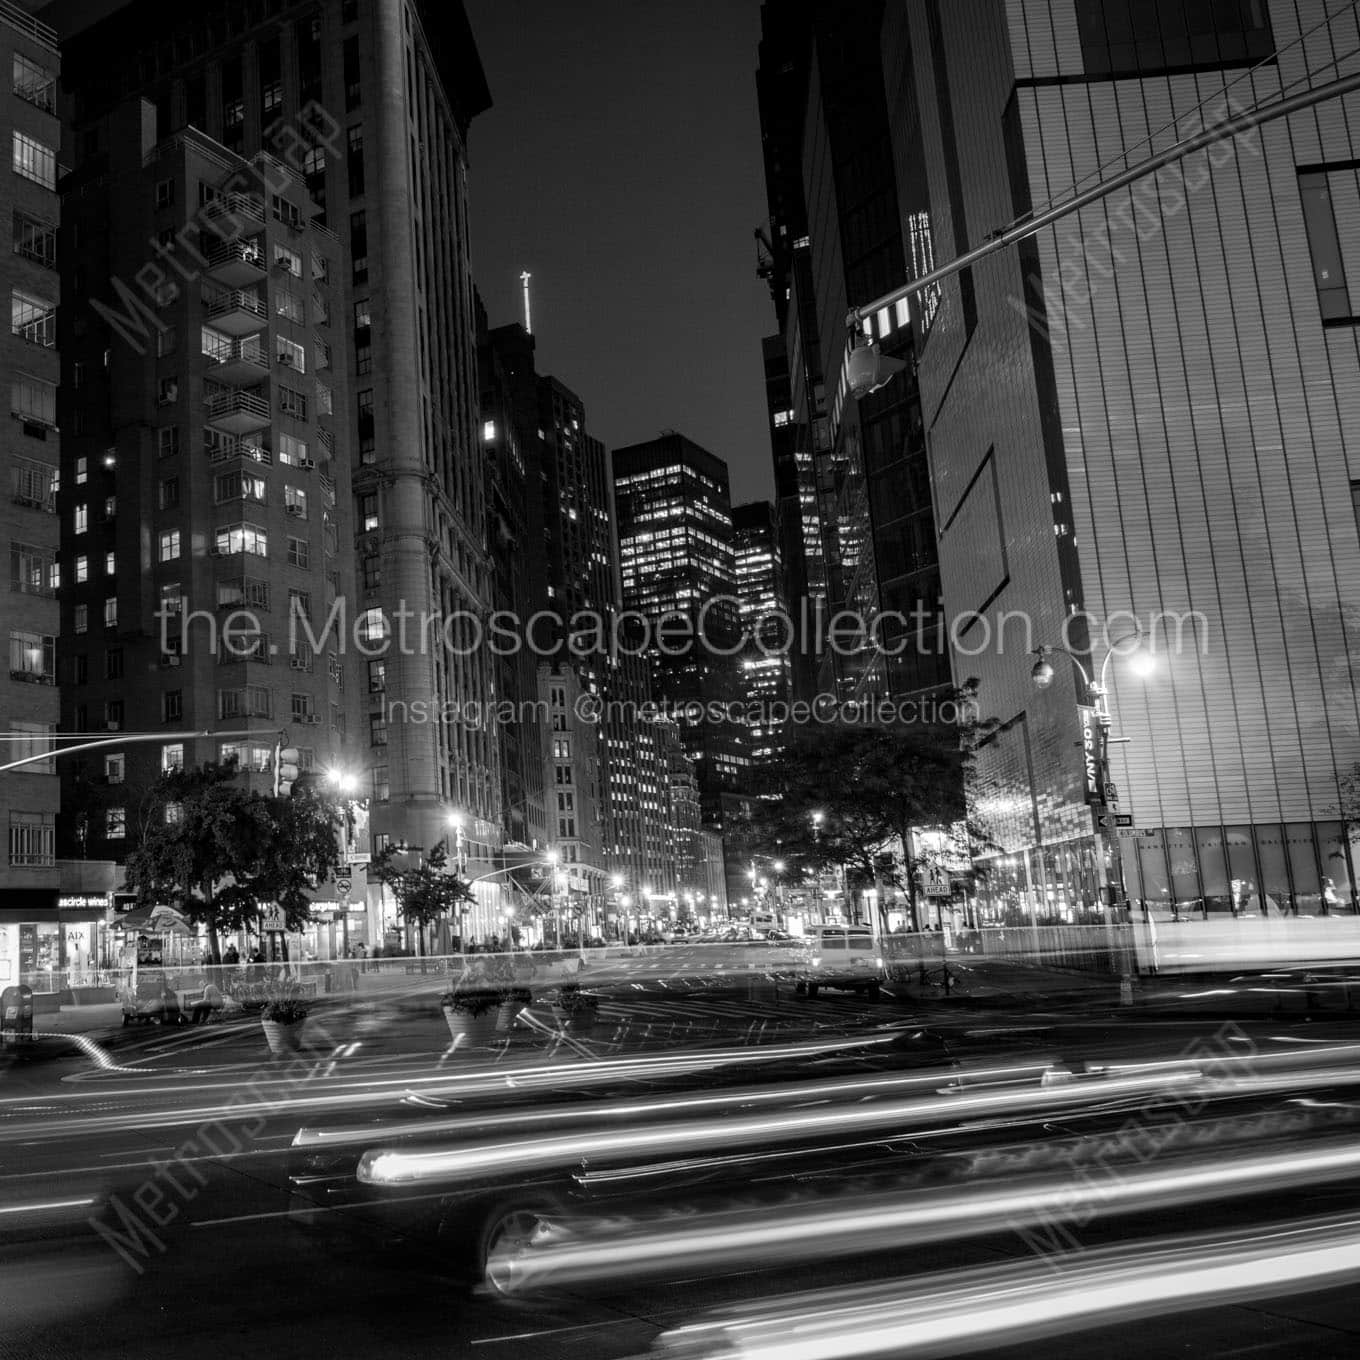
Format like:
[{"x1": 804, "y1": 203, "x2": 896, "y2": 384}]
[
  {"x1": 732, "y1": 500, "x2": 791, "y2": 763},
  {"x1": 2, "y1": 0, "x2": 61, "y2": 938},
  {"x1": 886, "y1": 0, "x2": 1360, "y2": 914},
  {"x1": 49, "y1": 0, "x2": 502, "y2": 938},
  {"x1": 484, "y1": 321, "x2": 677, "y2": 902},
  {"x1": 476, "y1": 301, "x2": 546, "y2": 854},
  {"x1": 57, "y1": 105, "x2": 361, "y2": 854},
  {"x1": 613, "y1": 432, "x2": 748, "y2": 825}
]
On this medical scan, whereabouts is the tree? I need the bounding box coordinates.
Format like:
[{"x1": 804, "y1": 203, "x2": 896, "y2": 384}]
[
  {"x1": 732, "y1": 699, "x2": 992, "y2": 931},
  {"x1": 122, "y1": 761, "x2": 343, "y2": 961},
  {"x1": 369, "y1": 842, "x2": 475, "y2": 953}
]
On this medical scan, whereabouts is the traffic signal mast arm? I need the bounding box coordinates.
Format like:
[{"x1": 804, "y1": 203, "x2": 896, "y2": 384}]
[
  {"x1": 0, "y1": 728, "x2": 265, "y2": 776},
  {"x1": 844, "y1": 67, "x2": 1360, "y2": 332}
]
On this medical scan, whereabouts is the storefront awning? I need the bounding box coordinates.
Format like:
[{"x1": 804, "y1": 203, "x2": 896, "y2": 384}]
[{"x1": 117, "y1": 905, "x2": 194, "y2": 934}]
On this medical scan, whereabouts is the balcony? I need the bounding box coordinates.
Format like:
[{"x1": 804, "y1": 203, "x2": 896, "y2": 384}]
[
  {"x1": 203, "y1": 191, "x2": 265, "y2": 231},
  {"x1": 203, "y1": 339, "x2": 269, "y2": 386},
  {"x1": 205, "y1": 237, "x2": 266, "y2": 288},
  {"x1": 206, "y1": 434, "x2": 271, "y2": 466},
  {"x1": 316, "y1": 426, "x2": 335, "y2": 458},
  {"x1": 205, "y1": 389, "x2": 270, "y2": 436},
  {"x1": 204, "y1": 289, "x2": 267, "y2": 336}
]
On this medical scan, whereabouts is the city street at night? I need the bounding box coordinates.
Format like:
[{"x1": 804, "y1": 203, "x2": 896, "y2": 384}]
[{"x1": 5, "y1": 0, "x2": 1360, "y2": 1356}]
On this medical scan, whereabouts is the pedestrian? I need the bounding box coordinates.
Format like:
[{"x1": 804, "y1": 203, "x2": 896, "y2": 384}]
[
  {"x1": 1322, "y1": 877, "x2": 1339, "y2": 917},
  {"x1": 223, "y1": 943, "x2": 240, "y2": 966}
]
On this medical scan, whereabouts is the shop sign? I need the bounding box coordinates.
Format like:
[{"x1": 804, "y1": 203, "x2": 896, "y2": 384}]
[
  {"x1": 261, "y1": 911, "x2": 287, "y2": 932},
  {"x1": 18, "y1": 924, "x2": 36, "y2": 972},
  {"x1": 59, "y1": 894, "x2": 111, "y2": 910}
]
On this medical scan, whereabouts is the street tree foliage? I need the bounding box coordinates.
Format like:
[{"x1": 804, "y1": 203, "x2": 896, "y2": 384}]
[
  {"x1": 369, "y1": 842, "x2": 475, "y2": 935},
  {"x1": 732, "y1": 697, "x2": 992, "y2": 927},
  {"x1": 122, "y1": 761, "x2": 344, "y2": 956}
]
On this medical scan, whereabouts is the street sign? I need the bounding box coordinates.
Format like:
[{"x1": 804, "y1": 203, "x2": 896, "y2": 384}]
[
  {"x1": 1078, "y1": 706, "x2": 1101, "y2": 805},
  {"x1": 335, "y1": 877, "x2": 352, "y2": 901},
  {"x1": 261, "y1": 911, "x2": 286, "y2": 932},
  {"x1": 1104, "y1": 781, "x2": 1120, "y2": 804},
  {"x1": 1114, "y1": 813, "x2": 1133, "y2": 827},
  {"x1": 1094, "y1": 812, "x2": 1115, "y2": 831}
]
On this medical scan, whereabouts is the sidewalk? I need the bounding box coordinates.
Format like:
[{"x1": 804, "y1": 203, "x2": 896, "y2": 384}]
[{"x1": 895, "y1": 956, "x2": 1360, "y2": 1017}]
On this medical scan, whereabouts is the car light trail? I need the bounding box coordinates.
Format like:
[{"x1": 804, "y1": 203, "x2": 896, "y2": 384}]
[
  {"x1": 490, "y1": 1130, "x2": 1360, "y2": 1296},
  {"x1": 357, "y1": 1068, "x2": 1208, "y2": 1186},
  {"x1": 638, "y1": 1212, "x2": 1360, "y2": 1359}
]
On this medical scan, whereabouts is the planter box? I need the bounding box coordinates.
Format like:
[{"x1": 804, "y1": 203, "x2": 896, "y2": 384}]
[
  {"x1": 261, "y1": 1017, "x2": 305, "y2": 1056},
  {"x1": 442, "y1": 1007, "x2": 498, "y2": 1049}
]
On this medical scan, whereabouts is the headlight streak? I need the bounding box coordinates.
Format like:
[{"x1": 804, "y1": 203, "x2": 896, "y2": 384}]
[
  {"x1": 357, "y1": 1069, "x2": 1212, "y2": 1187},
  {"x1": 0, "y1": 1036, "x2": 911, "y2": 1144},
  {"x1": 292, "y1": 1060, "x2": 1067, "y2": 1151},
  {"x1": 637, "y1": 1212, "x2": 1360, "y2": 1360},
  {"x1": 488, "y1": 1129, "x2": 1360, "y2": 1296}
]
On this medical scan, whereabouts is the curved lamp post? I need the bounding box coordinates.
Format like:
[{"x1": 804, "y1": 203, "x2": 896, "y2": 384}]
[{"x1": 1031, "y1": 629, "x2": 1152, "y2": 989}]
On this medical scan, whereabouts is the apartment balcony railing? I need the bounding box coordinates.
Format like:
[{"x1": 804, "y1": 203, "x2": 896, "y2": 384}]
[
  {"x1": 205, "y1": 237, "x2": 266, "y2": 288},
  {"x1": 206, "y1": 435, "x2": 272, "y2": 467},
  {"x1": 203, "y1": 342, "x2": 269, "y2": 386},
  {"x1": 205, "y1": 389, "x2": 271, "y2": 436},
  {"x1": 203, "y1": 191, "x2": 266, "y2": 230},
  {"x1": 315, "y1": 426, "x2": 335, "y2": 458},
  {"x1": 204, "y1": 289, "x2": 267, "y2": 336}
]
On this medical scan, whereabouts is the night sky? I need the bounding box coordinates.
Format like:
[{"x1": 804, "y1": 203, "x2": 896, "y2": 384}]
[{"x1": 463, "y1": 0, "x2": 776, "y2": 505}]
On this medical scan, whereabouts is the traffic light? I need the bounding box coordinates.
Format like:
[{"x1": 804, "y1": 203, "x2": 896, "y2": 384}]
[{"x1": 274, "y1": 745, "x2": 300, "y2": 797}]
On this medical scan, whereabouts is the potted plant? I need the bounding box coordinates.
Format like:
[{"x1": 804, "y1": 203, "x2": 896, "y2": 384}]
[
  {"x1": 260, "y1": 979, "x2": 309, "y2": 1056},
  {"x1": 552, "y1": 982, "x2": 600, "y2": 1034},
  {"x1": 439, "y1": 986, "x2": 501, "y2": 1048}
]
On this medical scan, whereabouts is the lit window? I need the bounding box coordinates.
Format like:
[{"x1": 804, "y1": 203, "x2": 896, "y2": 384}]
[
  {"x1": 105, "y1": 808, "x2": 127, "y2": 839},
  {"x1": 12, "y1": 131, "x2": 55, "y2": 188},
  {"x1": 161, "y1": 743, "x2": 184, "y2": 773},
  {"x1": 104, "y1": 753, "x2": 125, "y2": 784},
  {"x1": 158, "y1": 529, "x2": 181, "y2": 562},
  {"x1": 75, "y1": 554, "x2": 88, "y2": 582},
  {"x1": 482, "y1": 419, "x2": 496, "y2": 442},
  {"x1": 104, "y1": 597, "x2": 117, "y2": 627}
]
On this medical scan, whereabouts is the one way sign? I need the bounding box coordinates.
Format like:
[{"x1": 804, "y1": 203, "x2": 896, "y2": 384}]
[{"x1": 1094, "y1": 809, "x2": 1135, "y2": 831}]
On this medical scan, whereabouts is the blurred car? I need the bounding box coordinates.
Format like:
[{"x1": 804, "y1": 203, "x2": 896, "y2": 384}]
[{"x1": 794, "y1": 926, "x2": 882, "y2": 998}]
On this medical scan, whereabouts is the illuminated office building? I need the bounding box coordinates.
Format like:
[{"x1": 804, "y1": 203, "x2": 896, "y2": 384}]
[
  {"x1": 732, "y1": 500, "x2": 791, "y2": 763},
  {"x1": 613, "y1": 432, "x2": 748, "y2": 825}
]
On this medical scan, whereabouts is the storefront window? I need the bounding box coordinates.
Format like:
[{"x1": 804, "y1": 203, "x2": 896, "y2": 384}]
[
  {"x1": 1135, "y1": 831, "x2": 1170, "y2": 909},
  {"x1": 1253, "y1": 824, "x2": 1290, "y2": 914},
  {"x1": 1284, "y1": 823, "x2": 1322, "y2": 914},
  {"x1": 1195, "y1": 827, "x2": 1231, "y2": 913},
  {"x1": 1167, "y1": 826, "x2": 1201, "y2": 914},
  {"x1": 1224, "y1": 826, "x2": 1259, "y2": 914},
  {"x1": 1317, "y1": 821, "x2": 1356, "y2": 912}
]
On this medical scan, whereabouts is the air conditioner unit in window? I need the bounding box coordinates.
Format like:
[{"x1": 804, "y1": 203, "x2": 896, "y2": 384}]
[
  {"x1": 107, "y1": 720, "x2": 121, "y2": 731},
  {"x1": 286, "y1": 504, "x2": 303, "y2": 516},
  {"x1": 289, "y1": 656, "x2": 310, "y2": 670},
  {"x1": 160, "y1": 654, "x2": 181, "y2": 668},
  {"x1": 277, "y1": 352, "x2": 296, "y2": 367},
  {"x1": 299, "y1": 458, "x2": 316, "y2": 470},
  {"x1": 301, "y1": 714, "x2": 321, "y2": 725}
]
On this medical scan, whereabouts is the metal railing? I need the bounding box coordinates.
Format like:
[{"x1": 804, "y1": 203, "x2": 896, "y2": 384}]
[
  {"x1": 206, "y1": 389, "x2": 270, "y2": 423},
  {"x1": 205, "y1": 289, "x2": 267, "y2": 322}
]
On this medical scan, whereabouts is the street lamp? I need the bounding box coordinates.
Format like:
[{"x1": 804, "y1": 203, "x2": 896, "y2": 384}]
[{"x1": 1031, "y1": 629, "x2": 1151, "y2": 986}]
